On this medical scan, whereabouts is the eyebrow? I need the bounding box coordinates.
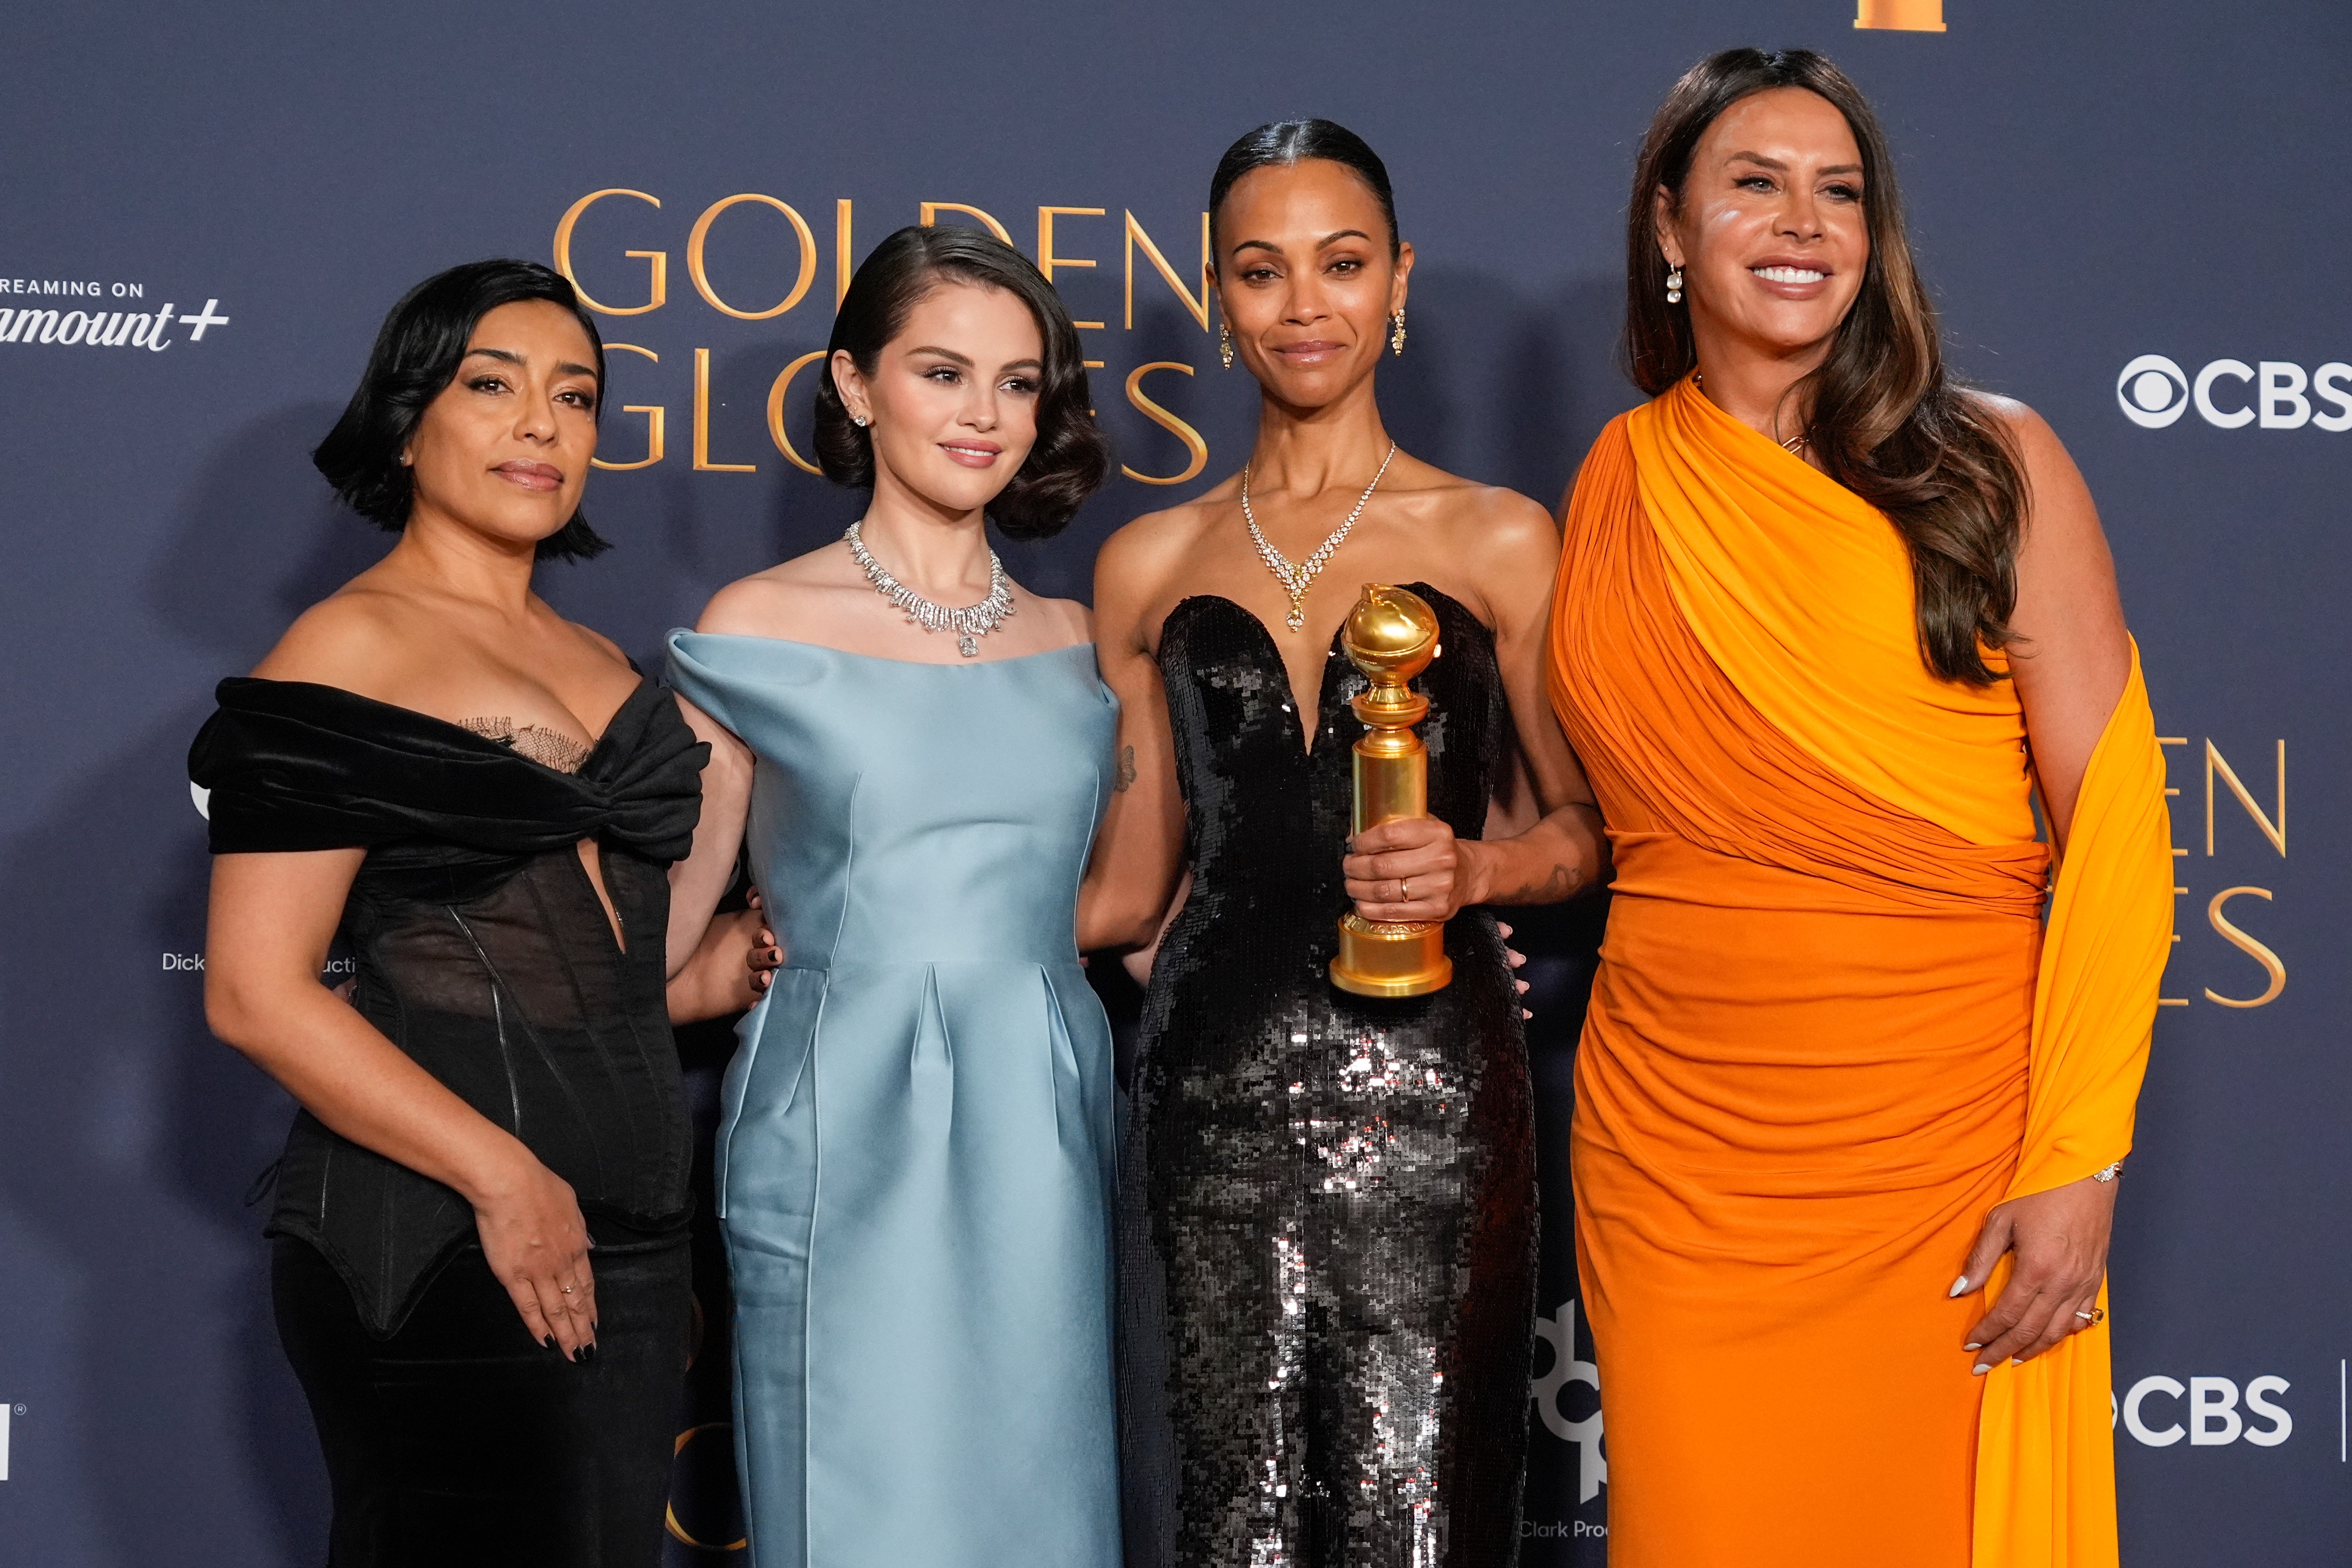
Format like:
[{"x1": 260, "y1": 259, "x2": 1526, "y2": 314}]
[
  {"x1": 905, "y1": 345, "x2": 1045, "y2": 372},
  {"x1": 1728, "y1": 151, "x2": 1864, "y2": 177},
  {"x1": 461, "y1": 346, "x2": 600, "y2": 380},
  {"x1": 1231, "y1": 227, "x2": 1375, "y2": 257}
]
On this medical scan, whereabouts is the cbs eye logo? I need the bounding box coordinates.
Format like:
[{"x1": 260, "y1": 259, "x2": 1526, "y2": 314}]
[{"x1": 2118, "y1": 354, "x2": 2352, "y2": 431}]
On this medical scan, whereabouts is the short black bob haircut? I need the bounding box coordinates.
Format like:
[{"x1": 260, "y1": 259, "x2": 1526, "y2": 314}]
[
  {"x1": 812, "y1": 225, "x2": 1109, "y2": 541},
  {"x1": 313, "y1": 259, "x2": 611, "y2": 562},
  {"x1": 1209, "y1": 119, "x2": 1401, "y2": 262}
]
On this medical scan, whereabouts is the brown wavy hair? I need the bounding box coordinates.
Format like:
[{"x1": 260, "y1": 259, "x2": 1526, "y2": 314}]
[{"x1": 1626, "y1": 48, "x2": 2026, "y2": 685}]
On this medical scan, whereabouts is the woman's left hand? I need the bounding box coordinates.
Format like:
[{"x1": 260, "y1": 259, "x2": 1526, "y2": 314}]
[
  {"x1": 1345, "y1": 816, "x2": 1480, "y2": 924},
  {"x1": 1954, "y1": 1171, "x2": 2118, "y2": 1372}
]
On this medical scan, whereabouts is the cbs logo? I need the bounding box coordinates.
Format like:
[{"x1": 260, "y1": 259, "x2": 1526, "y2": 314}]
[
  {"x1": 2117, "y1": 355, "x2": 2352, "y2": 431},
  {"x1": 2116, "y1": 1373, "x2": 2291, "y2": 1448}
]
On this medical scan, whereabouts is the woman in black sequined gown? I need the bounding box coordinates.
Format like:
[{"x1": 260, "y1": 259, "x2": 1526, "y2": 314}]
[{"x1": 1089, "y1": 124, "x2": 1610, "y2": 1567}]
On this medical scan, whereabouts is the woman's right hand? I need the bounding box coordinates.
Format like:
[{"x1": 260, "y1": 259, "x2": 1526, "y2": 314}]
[{"x1": 472, "y1": 1151, "x2": 598, "y2": 1360}]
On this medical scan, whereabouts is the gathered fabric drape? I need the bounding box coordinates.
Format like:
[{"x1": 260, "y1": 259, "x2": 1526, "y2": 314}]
[{"x1": 1545, "y1": 377, "x2": 2172, "y2": 1566}]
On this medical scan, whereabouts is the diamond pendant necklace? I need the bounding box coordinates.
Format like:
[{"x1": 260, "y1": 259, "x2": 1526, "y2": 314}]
[
  {"x1": 1241, "y1": 441, "x2": 1399, "y2": 631},
  {"x1": 843, "y1": 519, "x2": 1016, "y2": 658}
]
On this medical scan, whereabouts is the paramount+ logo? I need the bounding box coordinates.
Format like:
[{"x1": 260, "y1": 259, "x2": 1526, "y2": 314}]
[{"x1": 2116, "y1": 354, "x2": 2352, "y2": 431}]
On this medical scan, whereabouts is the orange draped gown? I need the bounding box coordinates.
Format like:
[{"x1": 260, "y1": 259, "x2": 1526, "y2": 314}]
[{"x1": 1545, "y1": 379, "x2": 2173, "y2": 1567}]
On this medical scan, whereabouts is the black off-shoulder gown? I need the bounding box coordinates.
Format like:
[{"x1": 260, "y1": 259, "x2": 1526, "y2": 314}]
[
  {"x1": 190, "y1": 675, "x2": 706, "y2": 1568},
  {"x1": 1120, "y1": 587, "x2": 1538, "y2": 1568}
]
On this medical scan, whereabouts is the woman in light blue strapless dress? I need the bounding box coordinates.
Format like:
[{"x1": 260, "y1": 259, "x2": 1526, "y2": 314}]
[{"x1": 661, "y1": 226, "x2": 1168, "y2": 1567}]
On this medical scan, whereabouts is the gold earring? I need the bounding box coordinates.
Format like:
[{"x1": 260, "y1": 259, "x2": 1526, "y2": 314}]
[
  {"x1": 1218, "y1": 324, "x2": 1234, "y2": 370},
  {"x1": 1390, "y1": 310, "x2": 1407, "y2": 356},
  {"x1": 1665, "y1": 265, "x2": 1685, "y2": 305}
]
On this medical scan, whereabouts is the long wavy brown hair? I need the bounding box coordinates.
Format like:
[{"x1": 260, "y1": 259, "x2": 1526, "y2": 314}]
[{"x1": 1625, "y1": 48, "x2": 2026, "y2": 685}]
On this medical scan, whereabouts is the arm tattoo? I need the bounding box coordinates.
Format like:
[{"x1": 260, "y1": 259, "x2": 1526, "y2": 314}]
[{"x1": 1114, "y1": 744, "x2": 1138, "y2": 793}]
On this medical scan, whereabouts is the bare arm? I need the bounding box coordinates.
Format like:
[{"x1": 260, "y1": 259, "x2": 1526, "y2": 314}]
[
  {"x1": 1955, "y1": 398, "x2": 2134, "y2": 1370},
  {"x1": 664, "y1": 692, "x2": 755, "y2": 978},
  {"x1": 1077, "y1": 521, "x2": 1191, "y2": 952},
  {"x1": 205, "y1": 850, "x2": 598, "y2": 1357},
  {"x1": 1345, "y1": 493, "x2": 1609, "y2": 921}
]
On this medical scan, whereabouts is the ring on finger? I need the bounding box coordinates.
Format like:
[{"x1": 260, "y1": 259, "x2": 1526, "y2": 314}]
[
  {"x1": 1398, "y1": 877, "x2": 1411, "y2": 901},
  {"x1": 561, "y1": 1284, "x2": 575, "y2": 1296},
  {"x1": 2074, "y1": 1307, "x2": 2104, "y2": 1324}
]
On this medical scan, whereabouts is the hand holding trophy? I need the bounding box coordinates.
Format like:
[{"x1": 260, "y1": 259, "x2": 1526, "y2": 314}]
[{"x1": 1330, "y1": 584, "x2": 1454, "y2": 997}]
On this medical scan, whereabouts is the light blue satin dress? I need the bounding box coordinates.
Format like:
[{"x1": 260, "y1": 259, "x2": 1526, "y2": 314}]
[{"x1": 665, "y1": 631, "x2": 1122, "y2": 1568}]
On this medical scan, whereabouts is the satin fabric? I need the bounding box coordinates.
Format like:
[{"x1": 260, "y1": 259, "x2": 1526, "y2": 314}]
[
  {"x1": 665, "y1": 633, "x2": 1122, "y2": 1568},
  {"x1": 1545, "y1": 381, "x2": 2171, "y2": 1568}
]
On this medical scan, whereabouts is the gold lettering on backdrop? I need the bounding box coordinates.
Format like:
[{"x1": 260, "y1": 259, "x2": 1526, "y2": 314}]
[
  {"x1": 2204, "y1": 887, "x2": 2287, "y2": 1008},
  {"x1": 2157, "y1": 737, "x2": 2188, "y2": 1005},
  {"x1": 920, "y1": 202, "x2": 1014, "y2": 246},
  {"x1": 665, "y1": 1424, "x2": 748, "y2": 1551},
  {"x1": 1854, "y1": 0, "x2": 1946, "y2": 30},
  {"x1": 767, "y1": 351, "x2": 828, "y2": 477},
  {"x1": 836, "y1": 199, "x2": 855, "y2": 309},
  {"x1": 1122, "y1": 362, "x2": 1208, "y2": 485},
  {"x1": 1125, "y1": 210, "x2": 1213, "y2": 331},
  {"x1": 687, "y1": 195, "x2": 818, "y2": 321},
  {"x1": 554, "y1": 189, "x2": 667, "y2": 316},
  {"x1": 2205, "y1": 739, "x2": 2285, "y2": 857},
  {"x1": 1039, "y1": 207, "x2": 1108, "y2": 328},
  {"x1": 694, "y1": 348, "x2": 757, "y2": 472},
  {"x1": 591, "y1": 344, "x2": 666, "y2": 471}
]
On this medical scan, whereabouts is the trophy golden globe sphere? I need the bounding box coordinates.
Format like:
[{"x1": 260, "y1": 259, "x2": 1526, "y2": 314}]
[
  {"x1": 1341, "y1": 585, "x2": 1440, "y2": 693},
  {"x1": 1331, "y1": 584, "x2": 1452, "y2": 998}
]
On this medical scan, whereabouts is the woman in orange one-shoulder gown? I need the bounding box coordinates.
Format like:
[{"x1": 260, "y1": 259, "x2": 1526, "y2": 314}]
[{"x1": 1546, "y1": 51, "x2": 2174, "y2": 1567}]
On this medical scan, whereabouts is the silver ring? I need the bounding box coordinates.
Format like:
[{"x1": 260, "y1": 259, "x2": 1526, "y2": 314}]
[{"x1": 562, "y1": 1285, "x2": 575, "y2": 1296}]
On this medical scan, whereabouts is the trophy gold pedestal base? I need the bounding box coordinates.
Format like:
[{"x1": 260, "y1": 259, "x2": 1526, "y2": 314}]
[{"x1": 1330, "y1": 912, "x2": 1453, "y2": 998}]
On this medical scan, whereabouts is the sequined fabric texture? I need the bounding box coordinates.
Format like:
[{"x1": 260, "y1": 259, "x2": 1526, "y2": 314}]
[{"x1": 1121, "y1": 588, "x2": 1537, "y2": 1568}]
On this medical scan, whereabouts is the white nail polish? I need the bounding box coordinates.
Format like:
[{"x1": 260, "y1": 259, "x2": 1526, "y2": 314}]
[
  {"x1": 1972, "y1": 1363, "x2": 1991, "y2": 1376},
  {"x1": 1963, "y1": 1342, "x2": 1983, "y2": 1352},
  {"x1": 1949, "y1": 1276, "x2": 1969, "y2": 1297}
]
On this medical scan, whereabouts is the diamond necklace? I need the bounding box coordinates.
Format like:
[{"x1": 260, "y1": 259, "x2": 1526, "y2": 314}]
[
  {"x1": 1241, "y1": 441, "x2": 1399, "y2": 631},
  {"x1": 843, "y1": 519, "x2": 1016, "y2": 658}
]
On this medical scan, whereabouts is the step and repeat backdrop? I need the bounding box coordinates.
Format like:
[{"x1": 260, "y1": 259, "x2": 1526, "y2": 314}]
[{"x1": 0, "y1": 0, "x2": 2342, "y2": 1562}]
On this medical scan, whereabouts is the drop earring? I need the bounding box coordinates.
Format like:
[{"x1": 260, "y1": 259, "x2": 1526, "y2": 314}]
[
  {"x1": 1390, "y1": 310, "x2": 1407, "y2": 356},
  {"x1": 1665, "y1": 265, "x2": 1685, "y2": 305},
  {"x1": 1219, "y1": 325, "x2": 1235, "y2": 370}
]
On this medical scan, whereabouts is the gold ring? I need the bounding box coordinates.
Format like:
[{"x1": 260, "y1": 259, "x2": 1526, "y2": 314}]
[
  {"x1": 1399, "y1": 878, "x2": 1411, "y2": 901},
  {"x1": 2074, "y1": 1307, "x2": 2103, "y2": 1324}
]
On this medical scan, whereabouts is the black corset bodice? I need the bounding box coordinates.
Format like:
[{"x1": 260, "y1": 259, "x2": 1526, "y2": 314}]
[
  {"x1": 1153, "y1": 584, "x2": 1511, "y2": 985},
  {"x1": 190, "y1": 676, "x2": 708, "y2": 1336}
]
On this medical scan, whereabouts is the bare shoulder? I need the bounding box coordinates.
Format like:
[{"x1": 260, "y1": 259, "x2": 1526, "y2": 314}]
[
  {"x1": 1961, "y1": 390, "x2": 2102, "y2": 545},
  {"x1": 1409, "y1": 464, "x2": 1559, "y2": 571},
  {"x1": 249, "y1": 585, "x2": 413, "y2": 690},
  {"x1": 695, "y1": 544, "x2": 856, "y2": 637},
  {"x1": 1018, "y1": 592, "x2": 1094, "y2": 646},
  {"x1": 1099, "y1": 483, "x2": 1231, "y2": 578}
]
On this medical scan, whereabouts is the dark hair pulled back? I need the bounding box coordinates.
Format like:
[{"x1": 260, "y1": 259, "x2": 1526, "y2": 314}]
[
  {"x1": 812, "y1": 225, "x2": 1108, "y2": 540},
  {"x1": 1627, "y1": 48, "x2": 2028, "y2": 685},
  {"x1": 314, "y1": 259, "x2": 610, "y2": 561},
  {"x1": 1209, "y1": 119, "x2": 1400, "y2": 260}
]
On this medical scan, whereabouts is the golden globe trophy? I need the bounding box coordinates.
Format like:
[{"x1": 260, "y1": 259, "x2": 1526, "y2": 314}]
[{"x1": 1329, "y1": 584, "x2": 1454, "y2": 998}]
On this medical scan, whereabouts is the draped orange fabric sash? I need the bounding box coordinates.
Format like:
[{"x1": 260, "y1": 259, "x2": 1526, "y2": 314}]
[{"x1": 1548, "y1": 379, "x2": 2173, "y2": 1567}]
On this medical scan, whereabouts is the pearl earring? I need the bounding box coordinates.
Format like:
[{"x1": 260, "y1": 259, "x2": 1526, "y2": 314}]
[{"x1": 1665, "y1": 265, "x2": 1685, "y2": 305}]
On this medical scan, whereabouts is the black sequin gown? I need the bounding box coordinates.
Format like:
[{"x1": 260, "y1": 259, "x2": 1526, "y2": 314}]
[{"x1": 1121, "y1": 587, "x2": 1537, "y2": 1568}]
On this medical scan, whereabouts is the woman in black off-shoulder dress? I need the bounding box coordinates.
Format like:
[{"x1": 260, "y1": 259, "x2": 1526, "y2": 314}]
[{"x1": 195, "y1": 260, "x2": 762, "y2": 1566}]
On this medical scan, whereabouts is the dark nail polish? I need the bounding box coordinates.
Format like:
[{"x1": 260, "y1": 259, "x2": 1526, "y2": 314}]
[
  {"x1": 577, "y1": 1344, "x2": 598, "y2": 1365},
  {"x1": 543, "y1": 1335, "x2": 559, "y2": 1352}
]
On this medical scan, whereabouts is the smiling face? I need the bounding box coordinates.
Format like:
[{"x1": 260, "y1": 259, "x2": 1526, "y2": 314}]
[
  {"x1": 1215, "y1": 158, "x2": 1411, "y2": 409},
  {"x1": 1657, "y1": 86, "x2": 1870, "y2": 366},
  {"x1": 831, "y1": 279, "x2": 1044, "y2": 516},
  {"x1": 401, "y1": 299, "x2": 599, "y2": 551}
]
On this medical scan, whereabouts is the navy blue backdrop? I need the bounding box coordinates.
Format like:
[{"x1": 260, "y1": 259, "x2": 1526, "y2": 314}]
[{"x1": 0, "y1": 1, "x2": 2342, "y2": 1561}]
